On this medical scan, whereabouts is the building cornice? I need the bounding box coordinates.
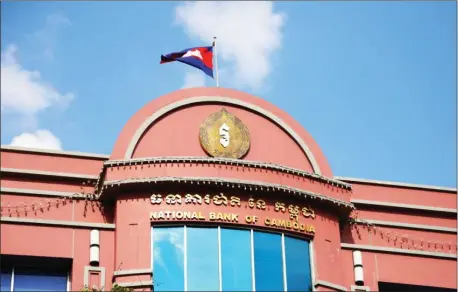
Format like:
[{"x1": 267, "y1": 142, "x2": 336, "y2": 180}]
[
  {"x1": 105, "y1": 156, "x2": 352, "y2": 190},
  {"x1": 335, "y1": 176, "x2": 456, "y2": 193},
  {"x1": 1, "y1": 145, "x2": 109, "y2": 160},
  {"x1": 351, "y1": 199, "x2": 457, "y2": 214},
  {"x1": 353, "y1": 218, "x2": 457, "y2": 234},
  {"x1": 1, "y1": 217, "x2": 115, "y2": 229},
  {"x1": 103, "y1": 176, "x2": 355, "y2": 210},
  {"x1": 0, "y1": 187, "x2": 86, "y2": 199},
  {"x1": 0, "y1": 168, "x2": 99, "y2": 181},
  {"x1": 341, "y1": 243, "x2": 457, "y2": 259}
]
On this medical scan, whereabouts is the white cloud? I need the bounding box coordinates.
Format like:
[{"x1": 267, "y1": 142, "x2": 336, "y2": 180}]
[
  {"x1": 1, "y1": 44, "x2": 74, "y2": 117},
  {"x1": 28, "y1": 13, "x2": 72, "y2": 60},
  {"x1": 175, "y1": 1, "x2": 286, "y2": 89},
  {"x1": 181, "y1": 71, "x2": 206, "y2": 88},
  {"x1": 10, "y1": 129, "x2": 62, "y2": 150}
]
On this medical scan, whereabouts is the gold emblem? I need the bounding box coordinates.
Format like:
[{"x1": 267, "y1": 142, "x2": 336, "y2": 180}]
[{"x1": 199, "y1": 108, "x2": 250, "y2": 159}]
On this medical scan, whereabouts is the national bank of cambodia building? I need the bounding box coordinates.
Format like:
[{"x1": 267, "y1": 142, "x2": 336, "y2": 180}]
[{"x1": 1, "y1": 87, "x2": 456, "y2": 292}]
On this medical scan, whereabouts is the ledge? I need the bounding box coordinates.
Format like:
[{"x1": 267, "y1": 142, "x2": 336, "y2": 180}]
[
  {"x1": 341, "y1": 243, "x2": 457, "y2": 259},
  {"x1": 103, "y1": 176, "x2": 355, "y2": 210},
  {"x1": 0, "y1": 168, "x2": 99, "y2": 181},
  {"x1": 335, "y1": 176, "x2": 456, "y2": 193},
  {"x1": 1, "y1": 145, "x2": 109, "y2": 160},
  {"x1": 113, "y1": 269, "x2": 152, "y2": 277},
  {"x1": 351, "y1": 199, "x2": 457, "y2": 214},
  {"x1": 1, "y1": 217, "x2": 115, "y2": 230},
  {"x1": 117, "y1": 280, "x2": 153, "y2": 288},
  {"x1": 1, "y1": 187, "x2": 87, "y2": 199},
  {"x1": 105, "y1": 156, "x2": 352, "y2": 190},
  {"x1": 354, "y1": 218, "x2": 457, "y2": 234},
  {"x1": 314, "y1": 280, "x2": 347, "y2": 291}
]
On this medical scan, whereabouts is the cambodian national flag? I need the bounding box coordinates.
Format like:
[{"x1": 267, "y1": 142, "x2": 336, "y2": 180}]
[{"x1": 160, "y1": 46, "x2": 214, "y2": 78}]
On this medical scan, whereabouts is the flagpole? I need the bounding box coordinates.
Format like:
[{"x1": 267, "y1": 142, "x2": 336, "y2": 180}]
[{"x1": 213, "y1": 36, "x2": 219, "y2": 87}]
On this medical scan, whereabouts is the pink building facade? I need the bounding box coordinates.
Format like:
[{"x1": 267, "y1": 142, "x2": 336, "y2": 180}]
[{"x1": 1, "y1": 87, "x2": 456, "y2": 292}]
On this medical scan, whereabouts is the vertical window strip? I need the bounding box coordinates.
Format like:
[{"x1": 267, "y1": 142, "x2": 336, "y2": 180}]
[
  {"x1": 309, "y1": 241, "x2": 316, "y2": 288},
  {"x1": 183, "y1": 225, "x2": 188, "y2": 292},
  {"x1": 250, "y1": 229, "x2": 256, "y2": 292},
  {"x1": 281, "y1": 234, "x2": 288, "y2": 292},
  {"x1": 66, "y1": 271, "x2": 70, "y2": 292},
  {"x1": 217, "y1": 226, "x2": 222, "y2": 292},
  {"x1": 151, "y1": 227, "x2": 155, "y2": 291},
  {"x1": 11, "y1": 266, "x2": 15, "y2": 292}
]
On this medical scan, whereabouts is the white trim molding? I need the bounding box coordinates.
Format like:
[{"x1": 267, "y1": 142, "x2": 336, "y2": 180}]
[
  {"x1": 351, "y1": 285, "x2": 371, "y2": 292},
  {"x1": 1, "y1": 168, "x2": 99, "y2": 180},
  {"x1": 117, "y1": 281, "x2": 153, "y2": 288},
  {"x1": 351, "y1": 199, "x2": 457, "y2": 214},
  {"x1": 353, "y1": 218, "x2": 457, "y2": 234},
  {"x1": 341, "y1": 243, "x2": 457, "y2": 259},
  {"x1": 1, "y1": 187, "x2": 86, "y2": 199},
  {"x1": 1, "y1": 217, "x2": 115, "y2": 230},
  {"x1": 335, "y1": 176, "x2": 456, "y2": 193},
  {"x1": 113, "y1": 269, "x2": 152, "y2": 277},
  {"x1": 83, "y1": 266, "x2": 106, "y2": 290},
  {"x1": 104, "y1": 176, "x2": 354, "y2": 209},
  {"x1": 124, "y1": 96, "x2": 322, "y2": 175},
  {"x1": 105, "y1": 156, "x2": 352, "y2": 189},
  {"x1": 314, "y1": 280, "x2": 347, "y2": 291},
  {"x1": 1, "y1": 145, "x2": 109, "y2": 160}
]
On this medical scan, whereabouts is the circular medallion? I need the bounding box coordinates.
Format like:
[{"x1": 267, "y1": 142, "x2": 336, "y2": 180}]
[{"x1": 199, "y1": 108, "x2": 250, "y2": 159}]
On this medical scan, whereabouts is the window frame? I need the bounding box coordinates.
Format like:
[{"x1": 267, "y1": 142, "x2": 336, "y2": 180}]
[
  {"x1": 1, "y1": 264, "x2": 70, "y2": 292},
  {"x1": 151, "y1": 223, "x2": 316, "y2": 292}
]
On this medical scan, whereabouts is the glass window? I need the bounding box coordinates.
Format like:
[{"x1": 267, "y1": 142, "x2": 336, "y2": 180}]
[
  {"x1": 220, "y1": 228, "x2": 252, "y2": 291},
  {"x1": 1, "y1": 267, "x2": 12, "y2": 292},
  {"x1": 253, "y1": 231, "x2": 284, "y2": 291},
  {"x1": 13, "y1": 267, "x2": 67, "y2": 291},
  {"x1": 152, "y1": 227, "x2": 185, "y2": 291},
  {"x1": 284, "y1": 236, "x2": 312, "y2": 291},
  {"x1": 186, "y1": 227, "x2": 219, "y2": 291}
]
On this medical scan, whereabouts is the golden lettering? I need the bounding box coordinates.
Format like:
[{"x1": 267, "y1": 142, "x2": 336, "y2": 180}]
[
  {"x1": 183, "y1": 211, "x2": 192, "y2": 219},
  {"x1": 209, "y1": 212, "x2": 216, "y2": 220},
  {"x1": 274, "y1": 202, "x2": 286, "y2": 212},
  {"x1": 150, "y1": 194, "x2": 162, "y2": 204},
  {"x1": 246, "y1": 215, "x2": 253, "y2": 223},
  {"x1": 248, "y1": 197, "x2": 255, "y2": 208},
  {"x1": 288, "y1": 205, "x2": 300, "y2": 222},
  {"x1": 165, "y1": 194, "x2": 182, "y2": 205},
  {"x1": 204, "y1": 194, "x2": 211, "y2": 204},
  {"x1": 213, "y1": 193, "x2": 228, "y2": 206},
  {"x1": 198, "y1": 212, "x2": 205, "y2": 220},
  {"x1": 302, "y1": 206, "x2": 316, "y2": 219},
  {"x1": 185, "y1": 194, "x2": 202, "y2": 205},
  {"x1": 230, "y1": 196, "x2": 241, "y2": 207},
  {"x1": 256, "y1": 199, "x2": 266, "y2": 210}
]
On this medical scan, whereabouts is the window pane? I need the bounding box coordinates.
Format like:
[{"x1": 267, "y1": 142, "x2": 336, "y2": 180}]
[
  {"x1": 220, "y1": 228, "x2": 252, "y2": 291},
  {"x1": 13, "y1": 268, "x2": 67, "y2": 291},
  {"x1": 1, "y1": 267, "x2": 12, "y2": 292},
  {"x1": 187, "y1": 227, "x2": 219, "y2": 291},
  {"x1": 253, "y1": 231, "x2": 284, "y2": 291},
  {"x1": 152, "y1": 227, "x2": 185, "y2": 292},
  {"x1": 284, "y1": 236, "x2": 312, "y2": 291}
]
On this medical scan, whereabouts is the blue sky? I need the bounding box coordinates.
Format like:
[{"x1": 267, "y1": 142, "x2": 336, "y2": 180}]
[{"x1": 1, "y1": 1, "x2": 456, "y2": 187}]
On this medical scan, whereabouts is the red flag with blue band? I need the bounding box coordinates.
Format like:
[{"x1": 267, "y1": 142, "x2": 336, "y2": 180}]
[{"x1": 160, "y1": 46, "x2": 214, "y2": 78}]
